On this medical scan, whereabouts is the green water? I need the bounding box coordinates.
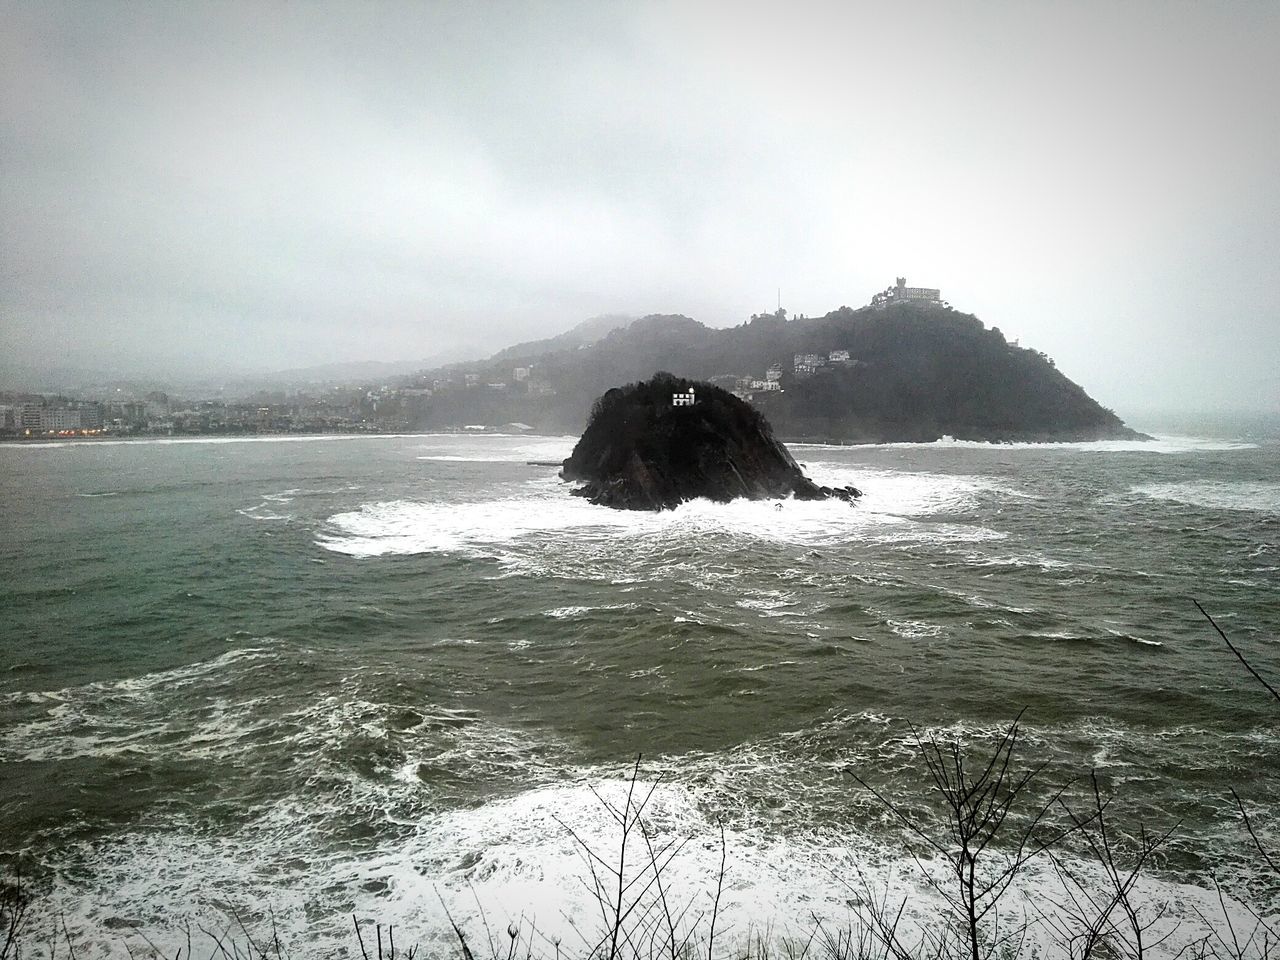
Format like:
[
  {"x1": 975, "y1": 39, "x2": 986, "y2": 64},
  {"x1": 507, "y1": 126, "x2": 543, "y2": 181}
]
[{"x1": 1, "y1": 429, "x2": 1277, "y2": 955}]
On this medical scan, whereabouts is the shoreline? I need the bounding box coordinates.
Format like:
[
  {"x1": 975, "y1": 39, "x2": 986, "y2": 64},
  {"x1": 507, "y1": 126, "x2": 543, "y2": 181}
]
[{"x1": 0, "y1": 427, "x2": 1157, "y2": 448}]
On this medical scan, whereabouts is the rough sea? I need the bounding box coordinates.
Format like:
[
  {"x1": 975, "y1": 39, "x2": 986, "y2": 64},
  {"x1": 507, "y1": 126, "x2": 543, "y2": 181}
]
[{"x1": 2, "y1": 420, "x2": 1277, "y2": 957}]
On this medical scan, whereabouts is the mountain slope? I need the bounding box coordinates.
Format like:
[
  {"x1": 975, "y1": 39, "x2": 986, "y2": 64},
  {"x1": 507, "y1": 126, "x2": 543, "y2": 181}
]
[{"x1": 408, "y1": 304, "x2": 1141, "y2": 442}]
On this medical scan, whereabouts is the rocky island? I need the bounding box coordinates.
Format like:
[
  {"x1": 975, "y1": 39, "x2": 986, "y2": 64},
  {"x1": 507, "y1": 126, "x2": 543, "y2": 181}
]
[{"x1": 560, "y1": 373, "x2": 861, "y2": 510}]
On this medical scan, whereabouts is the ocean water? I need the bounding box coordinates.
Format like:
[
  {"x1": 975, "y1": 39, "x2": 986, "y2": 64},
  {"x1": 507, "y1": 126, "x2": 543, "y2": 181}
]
[{"x1": 1, "y1": 424, "x2": 1277, "y2": 957}]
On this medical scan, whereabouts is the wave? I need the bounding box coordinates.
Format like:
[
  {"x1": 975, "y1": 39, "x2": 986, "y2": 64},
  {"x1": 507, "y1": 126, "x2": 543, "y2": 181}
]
[
  {"x1": 0, "y1": 648, "x2": 281, "y2": 762},
  {"x1": 13, "y1": 661, "x2": 1275, "y2": 959},
  {"x1": 790, "y1": 434, "x2": 1259, "y2": 454},
  {"x1": 1131, "y1": 481, "x2": 1280, "y2": 514},
  {"x1": 35, "y1": 749, "x2": 1270, "y2": 960},
  {"x1": 801, "y1": 464, "x2": 1033, "y2": 513},
  {"x1": 543, "y1": 603, "x2": 639, "y2": 619},
  {"x1": 415, "y1": 436, "x2": 576, "y2": 463},
  {"x1": 314, "y1": 472, "x2": 1005, "y2": 563}
]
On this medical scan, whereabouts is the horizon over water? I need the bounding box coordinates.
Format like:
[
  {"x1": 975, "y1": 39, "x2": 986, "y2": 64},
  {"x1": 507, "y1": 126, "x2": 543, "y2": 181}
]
[{"x1": 2, "y1": 413, "x2": 1278, "y2": 958}]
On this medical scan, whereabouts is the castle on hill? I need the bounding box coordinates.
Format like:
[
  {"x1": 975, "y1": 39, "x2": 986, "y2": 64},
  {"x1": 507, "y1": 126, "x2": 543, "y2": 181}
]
[{"x1": 870, "y1": 277, "x2": 944, "y2": 309}]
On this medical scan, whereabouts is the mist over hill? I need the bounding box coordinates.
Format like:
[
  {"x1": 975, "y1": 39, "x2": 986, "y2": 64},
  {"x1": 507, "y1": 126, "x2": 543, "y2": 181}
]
[{"x1": 401, "y1": 304, "x2": 1141, "y2": 443}]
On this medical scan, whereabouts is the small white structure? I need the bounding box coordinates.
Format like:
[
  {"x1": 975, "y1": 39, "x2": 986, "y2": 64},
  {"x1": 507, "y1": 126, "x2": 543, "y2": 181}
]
[
  {"x1": 829, "y1": 349, "x2": 850, "y2": 363},
  {"x1": 672, "y1": 387, "x2": 696, "y2": 407}
]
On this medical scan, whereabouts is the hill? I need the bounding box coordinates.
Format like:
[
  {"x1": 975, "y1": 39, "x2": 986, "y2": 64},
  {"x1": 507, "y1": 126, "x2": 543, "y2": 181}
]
[
  {"x1": 399, "y1": 304, "x2": 1143, "y2": 443},
  {"x1": 488, "y1": 314, "x2": 635, "y2": 365}
]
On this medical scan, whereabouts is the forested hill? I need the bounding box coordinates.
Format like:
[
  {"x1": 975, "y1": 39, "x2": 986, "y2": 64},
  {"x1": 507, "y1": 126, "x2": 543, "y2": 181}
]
[{"x1": 408, "y1": 305, "x2": 1142, "y2": 443}]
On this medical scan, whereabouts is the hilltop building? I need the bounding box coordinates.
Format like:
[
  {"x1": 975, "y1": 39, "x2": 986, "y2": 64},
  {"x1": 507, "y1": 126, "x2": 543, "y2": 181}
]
[
  {"x1": 672, "y1": 387, "x2": 696, "y2": 407},
  {"x1": 871, "y1": 277, "x2": 943, "y2": 309}
]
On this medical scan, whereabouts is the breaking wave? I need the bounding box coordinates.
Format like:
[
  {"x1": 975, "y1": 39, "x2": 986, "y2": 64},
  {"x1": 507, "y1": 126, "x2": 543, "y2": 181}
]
[
  {"x1": 314, "y1": 469, "x2": 1008, "y2": 562},
  {"x1": 1131, "y1": 481, "x2": 1280, "y2": 514}
]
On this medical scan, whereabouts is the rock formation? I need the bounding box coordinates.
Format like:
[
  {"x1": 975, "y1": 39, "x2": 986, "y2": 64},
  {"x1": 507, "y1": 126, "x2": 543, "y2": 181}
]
[{"x1": 561, "y1": 373, "x2": 861, "y2": 511}]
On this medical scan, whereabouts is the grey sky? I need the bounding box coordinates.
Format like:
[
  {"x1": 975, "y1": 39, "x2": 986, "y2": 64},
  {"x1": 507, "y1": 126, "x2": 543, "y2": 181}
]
[{"x1": 3, "y1": 1, "x2": 1278, "y2": 413}]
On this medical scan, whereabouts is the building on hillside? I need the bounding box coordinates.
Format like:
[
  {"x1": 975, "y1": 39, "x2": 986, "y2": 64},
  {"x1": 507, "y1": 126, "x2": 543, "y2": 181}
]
[
  {"x1": 513, "y1": 367, "x2": 530, "y2": 382},
  {"x1": 793, "y1": 353, "x2": 826, "y2": 376},
  {"x1": 672, "y1": 387, "x2": 696, "y2": 407},
  {"x1": 527, "y1": 380, "x2": 556, "y2": 397},
  {"x1": 829, "y1": 349, "x2": 850, "y2": 363},
  {"x1": 765, "y1": 364, "x2": 783, "y2": 382},
  {"x1": 870, "y1": 277, "x2": 942, "y2": 309}
]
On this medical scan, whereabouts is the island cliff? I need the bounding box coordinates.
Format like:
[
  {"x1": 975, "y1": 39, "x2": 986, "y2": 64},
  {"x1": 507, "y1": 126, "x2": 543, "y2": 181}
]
[{"x1": 560, "y1": 373, "x2": 861, "y2": 511}]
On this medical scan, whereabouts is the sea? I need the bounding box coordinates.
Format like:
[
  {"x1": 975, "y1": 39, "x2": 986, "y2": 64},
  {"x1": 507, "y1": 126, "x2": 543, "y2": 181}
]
[{"x1": 1, "y1": 417, "x2": 1277, "y2": 958}]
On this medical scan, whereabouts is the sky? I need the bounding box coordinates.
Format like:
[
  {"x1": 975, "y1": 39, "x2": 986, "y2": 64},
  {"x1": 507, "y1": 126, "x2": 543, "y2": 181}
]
[{"x1": 2, "y1": 0, "x2": 1278, "y2": 414}]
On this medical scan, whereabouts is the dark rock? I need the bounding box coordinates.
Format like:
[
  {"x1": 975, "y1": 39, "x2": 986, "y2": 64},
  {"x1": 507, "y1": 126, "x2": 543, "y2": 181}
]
[{"x1": 561, "y1": 373, "x2": 862, "y2": 511}]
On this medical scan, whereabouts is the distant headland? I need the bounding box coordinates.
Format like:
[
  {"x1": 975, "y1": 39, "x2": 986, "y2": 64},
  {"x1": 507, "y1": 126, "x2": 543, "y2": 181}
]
[
  {"x1": 406, "y1": 284, "x2": 1145, "y2": 444},
  {"x1": 1, "y1": 284, "x2": 1146, "y2": 444}
]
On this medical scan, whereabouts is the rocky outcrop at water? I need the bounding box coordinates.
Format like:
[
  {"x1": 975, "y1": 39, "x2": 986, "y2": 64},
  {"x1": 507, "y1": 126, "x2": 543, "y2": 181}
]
[{"x1": 560, "y1": 373, "x2": 861, "y2": 511}]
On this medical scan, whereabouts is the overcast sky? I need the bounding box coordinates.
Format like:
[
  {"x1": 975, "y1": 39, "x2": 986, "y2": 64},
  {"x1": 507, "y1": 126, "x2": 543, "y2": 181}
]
[{"x1": 3, "y1": 0, "x2": 1278, "y2": 413}]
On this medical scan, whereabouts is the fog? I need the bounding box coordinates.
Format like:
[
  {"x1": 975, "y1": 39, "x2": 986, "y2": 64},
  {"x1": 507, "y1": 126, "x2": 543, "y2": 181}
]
[{"x1": 3, "y1": 0, "x2": 1278, "y2": 414}]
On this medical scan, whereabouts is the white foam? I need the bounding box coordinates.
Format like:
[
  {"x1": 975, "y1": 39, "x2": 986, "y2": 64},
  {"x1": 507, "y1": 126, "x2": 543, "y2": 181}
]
[
  {"x1": 1131, "y1": 481, "x2": 1280, "y2": 514},
  {"x1": 543, "y1": 604, "x2": 636, "y2": 619},
  {"x1": 415, "y1": 436, "x2": 576, "y2": 463},
  {"x1": 17, "y1": 700, "x2": 1276, "y2": 958},
  {"x1": 316, "y1": 467, "x2": 1006, "y2": 564},
  {"x1": 37, "y1": 767, "x2": 1273, "y2": 960},
  {"x1": 803, "y1": 464, "x2": 1027, "y2": 514},
  {"x1": 790, "y1": 434, "x2": 1259, "y2": 453},
  {"x1": 885, "y1": 618, "x2": 947, "y2": 639},
  {"x1": 0, "y1": 648, "x2": 277, "y2": 762},
  {"x1": 236, "y1": 505, "x2": 293, "y2": 521}
]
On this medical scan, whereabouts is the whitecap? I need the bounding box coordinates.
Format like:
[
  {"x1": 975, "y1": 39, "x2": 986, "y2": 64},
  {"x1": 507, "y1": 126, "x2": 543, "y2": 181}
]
[
  {"x1": 790, "y1": 434, "x2": 1259, "y2": 454},
  {"x1": 315, "y1": 482, "x2": 1003, "y2": 565},
  {"x1": 1131, "y1": 481, "x2": 1280, "y2": 514},
  {"x1": 35, "y1": 762, "x2": 1271, "y2": 960}
]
